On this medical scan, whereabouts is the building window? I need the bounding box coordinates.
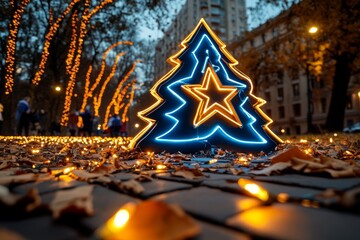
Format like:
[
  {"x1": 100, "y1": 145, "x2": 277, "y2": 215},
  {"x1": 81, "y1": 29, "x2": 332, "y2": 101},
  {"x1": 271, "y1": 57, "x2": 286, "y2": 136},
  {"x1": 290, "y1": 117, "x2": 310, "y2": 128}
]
[
  {"x1": 261, "y1": 33, "x2": 266, "y2": 43},
  {"x1": 277, "y1": 70, "x2": 284, "y2": 84},
  {"x1": 277, "y1": 87, "x2": 284, "y2": 100},
  {"x1": 292, "y1": 83, "x2": 300, "y2": 97},
  {"x1": 266, "y1": 109, "x2": 272, "y2": 118},
  {"x1": 293, "y1": 103, "x2": 301, "y2": 117},
  {"x1": 278, "y1": 106, "x2": 285, "y2": 119},
  {"x1": 272, "y1": 28, "x2": 278, "y2": 37},
  {"x1": 346, "y1": 94, "x2": 353, "y2": 109},
  {"x1": 265, "y1": 91, "x2": 271, "y2": 102},
  {"x1": 320, "y1": 98, "x2": 327, "y2": 113},
  {"x1": 295, "y1": 125, "x2": 301, "y2": 134}
]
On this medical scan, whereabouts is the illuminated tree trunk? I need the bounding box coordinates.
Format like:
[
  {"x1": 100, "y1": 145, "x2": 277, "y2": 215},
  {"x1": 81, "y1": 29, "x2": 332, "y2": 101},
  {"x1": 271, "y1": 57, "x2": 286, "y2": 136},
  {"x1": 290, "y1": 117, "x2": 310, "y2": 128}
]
[{"x1": 325, "y1": 53, "x2": 353, "y2": 132}]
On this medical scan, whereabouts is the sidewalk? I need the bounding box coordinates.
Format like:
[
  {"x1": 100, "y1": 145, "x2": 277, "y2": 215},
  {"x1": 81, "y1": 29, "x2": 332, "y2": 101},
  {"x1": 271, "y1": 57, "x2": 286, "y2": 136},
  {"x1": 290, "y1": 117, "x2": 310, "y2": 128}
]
[{"x1": 0, "y1": 136, "x2": 360, "y2": 239}]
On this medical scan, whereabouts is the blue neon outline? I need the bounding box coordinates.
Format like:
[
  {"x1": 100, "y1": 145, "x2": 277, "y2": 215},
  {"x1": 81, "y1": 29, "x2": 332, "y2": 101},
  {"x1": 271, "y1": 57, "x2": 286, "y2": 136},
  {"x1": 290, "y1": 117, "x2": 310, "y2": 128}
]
[{"x1": 155, "y1": 33, "x2": 267, "y2": 144}]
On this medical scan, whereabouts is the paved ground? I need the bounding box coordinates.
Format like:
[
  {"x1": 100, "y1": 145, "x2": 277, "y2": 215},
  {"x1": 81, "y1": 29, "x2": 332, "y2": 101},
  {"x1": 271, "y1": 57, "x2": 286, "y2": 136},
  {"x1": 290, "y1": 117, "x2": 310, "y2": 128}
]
[{"x1": 1, "y1": 136, "x2": 360, "y2": 239}]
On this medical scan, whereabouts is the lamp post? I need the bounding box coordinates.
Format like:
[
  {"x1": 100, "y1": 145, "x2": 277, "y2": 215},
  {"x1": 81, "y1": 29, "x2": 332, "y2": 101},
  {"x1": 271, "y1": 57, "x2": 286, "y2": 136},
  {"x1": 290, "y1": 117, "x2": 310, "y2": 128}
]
[{"x1": 306, "y1": 26, "x2": 318, "y2": 133}]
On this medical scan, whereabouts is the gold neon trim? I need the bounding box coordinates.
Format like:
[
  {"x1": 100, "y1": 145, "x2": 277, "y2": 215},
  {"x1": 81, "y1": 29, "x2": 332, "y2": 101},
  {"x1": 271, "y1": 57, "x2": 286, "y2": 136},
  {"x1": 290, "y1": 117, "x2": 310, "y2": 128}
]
[
  {"x1": 182, "y1": 66, "x2": 242, "y2": 128},
  {"x1": 129, "y1": 18, "x2": 282, "y2": 149}
]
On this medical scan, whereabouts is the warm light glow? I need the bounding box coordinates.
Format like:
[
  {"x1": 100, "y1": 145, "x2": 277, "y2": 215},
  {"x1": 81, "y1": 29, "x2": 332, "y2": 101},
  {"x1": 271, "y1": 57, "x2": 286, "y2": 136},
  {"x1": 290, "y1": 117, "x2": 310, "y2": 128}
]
[
  {"x1": 135, "y1": 123, "x2": 139, "y2": 128},
  {"x1": 63, "y1": 167, "x2": 73, "y2": 174},
  {"x1": 60, "y1": 0, "x2": 115, "y2": 126},
  {"x1": 113, "y1": 209, "x2": 130, "y2": 228},
  {"x1": 156, "y1": 164, "x2": 166, "y2": 170},
  {"x1": 329, "y1": 137, "x2": 333, "y2": 143},
  {"x1": 208, "y1": 159, "x2": 218, "y2": 164},
  {"x1": 55, "y1": 86, "x2": 61, "y2": 92},
  {"x1": 182, "y1": 66, "x2": 242, "y2": 128},
  {"x1": 300, "y1": 139, "x2": 307, "y2": 143},
  {"x1": 238, "y1": 179, "x2": 269, "y2": 202},
  {"x1": 31, "y1": 149, "x2": 40, "y2": 154},
  {"x1": 4, "y1": 0, "x2": 31, "y2": 94},
  {"x1": 333, "y1": 133, "x2": 337, "y2": 137},
  {"x1": 358, "y1": 91, "x2": 360, "y2": 98},
  {"x1": 308, "y1": 26, "x2": 318, "y2": 34},
  {"x1": 280, "y1": 128, "x2": 285, "y2": 134},
  {"x1": 129, "y1": 18, "x2": 283, "y2": 151}
]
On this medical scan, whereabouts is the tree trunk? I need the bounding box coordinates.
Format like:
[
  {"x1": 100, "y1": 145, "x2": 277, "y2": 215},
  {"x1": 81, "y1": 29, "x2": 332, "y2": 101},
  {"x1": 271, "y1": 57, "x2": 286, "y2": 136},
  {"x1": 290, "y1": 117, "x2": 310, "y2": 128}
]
[{"x1": 325, "y1": 53, "x2": 352, "y2": 132}]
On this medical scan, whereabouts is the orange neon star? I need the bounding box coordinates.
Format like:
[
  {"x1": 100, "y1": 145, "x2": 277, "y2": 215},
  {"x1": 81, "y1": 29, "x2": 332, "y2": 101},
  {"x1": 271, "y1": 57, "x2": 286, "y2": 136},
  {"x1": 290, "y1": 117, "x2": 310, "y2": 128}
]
[{"x1": 182, "y1": 66, "x2": 242, "y2": 128}]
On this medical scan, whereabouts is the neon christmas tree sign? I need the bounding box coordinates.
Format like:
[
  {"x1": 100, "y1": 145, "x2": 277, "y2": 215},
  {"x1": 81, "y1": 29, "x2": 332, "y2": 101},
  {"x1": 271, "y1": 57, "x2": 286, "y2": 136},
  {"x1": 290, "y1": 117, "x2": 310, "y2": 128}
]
[{"x1": 130, "y1": 19, "x2": 282, "y2": 153}]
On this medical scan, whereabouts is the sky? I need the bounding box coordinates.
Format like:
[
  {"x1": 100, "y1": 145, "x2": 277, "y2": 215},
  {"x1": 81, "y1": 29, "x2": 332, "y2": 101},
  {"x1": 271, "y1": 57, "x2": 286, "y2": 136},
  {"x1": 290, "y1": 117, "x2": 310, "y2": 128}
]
[{"x1": 137, "y1": 0, "x2": 282, "y2": 41}]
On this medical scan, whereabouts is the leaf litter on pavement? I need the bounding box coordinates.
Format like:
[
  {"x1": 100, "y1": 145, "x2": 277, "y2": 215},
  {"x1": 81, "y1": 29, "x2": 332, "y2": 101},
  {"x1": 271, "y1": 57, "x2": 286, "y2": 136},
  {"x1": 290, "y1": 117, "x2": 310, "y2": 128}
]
[{"x1": 0, "y1": 134, "x2": 359, "y2": 238}]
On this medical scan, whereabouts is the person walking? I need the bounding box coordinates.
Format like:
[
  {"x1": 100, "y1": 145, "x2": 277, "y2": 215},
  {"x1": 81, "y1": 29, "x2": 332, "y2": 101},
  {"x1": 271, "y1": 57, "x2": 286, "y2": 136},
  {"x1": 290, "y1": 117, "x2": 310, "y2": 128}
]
[
  {"x1": 68, "y1": 110, "x2": 79, "y2": 136},
  {"x1": 0, "y1": 102, "x2": 4, "y2": 135},
  {"x1": 108, "y1": 114, "x2": 121, "y2": 137},
  {"x1": 79, "y1": 105, "x2": 93, "y2": 136},
  {"x1": 15, "y1": 97, "x2": 31, "y2": 136}
]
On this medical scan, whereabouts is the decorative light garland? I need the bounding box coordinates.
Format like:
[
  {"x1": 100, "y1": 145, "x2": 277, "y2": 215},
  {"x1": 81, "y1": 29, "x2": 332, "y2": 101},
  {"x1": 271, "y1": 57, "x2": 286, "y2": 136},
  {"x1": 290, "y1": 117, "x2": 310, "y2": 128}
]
[
  {"x1": 4, "y1": 0, "x2": 31, "y2": 94},
  {"x1": 60, "y1": 0, "x2": 115, "y2": 126},
  {"x1": 93, "y1": 52, "x2": 126, "y2": 116},
  {"x1": 32, "y1": 0, "x2": 80, "y2": 86},
  {"x1": 129, "y1": 19, "x2": 282, "y2": 153},
  {"x1": 66, "y1": 10, "x2": 79, "y2": 75},
  {"x1": 121, "y1": 81, "x2": 136, "y2": 123}
]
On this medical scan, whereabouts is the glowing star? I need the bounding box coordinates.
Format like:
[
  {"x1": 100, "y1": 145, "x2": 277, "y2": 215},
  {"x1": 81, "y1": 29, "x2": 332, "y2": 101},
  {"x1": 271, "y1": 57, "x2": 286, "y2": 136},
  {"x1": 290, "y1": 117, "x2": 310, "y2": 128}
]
[
  {"x1": 129, "y1": 18, "x2": 282, "y2": 153},
  {"x1": 182, "y1": 65, "x2": 241, "y2": 128}
]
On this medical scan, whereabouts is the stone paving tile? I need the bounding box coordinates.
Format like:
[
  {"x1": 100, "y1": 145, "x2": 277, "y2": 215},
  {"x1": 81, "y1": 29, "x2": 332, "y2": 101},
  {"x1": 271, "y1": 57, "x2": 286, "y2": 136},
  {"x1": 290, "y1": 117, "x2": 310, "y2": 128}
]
[
  {"x1": 153, "y1": 187, "x2": 262, "y2": 223},
  {"x1": 0, "y1": 216, "x2": 85, "y2": 240},
  {"x1": 254, "y1": 174, "x2": 360, "y2": 190},
  {"x1": 203, "y1": 178, "x2": 322, "y2": 199},
  {"x1": 197, "y1": 220, "x2": 251, "y2": 240},
  {"x1": 138, "y1": 179, "x2": 193, "y2": 199},
  {"x1": 227, "y1": 203, "x2": 360, "y2": 240},
  {"x1": 81, "y1": 186, "x2": 138, "y2": 232},
  {"x1": 12, "y1": 178, "x2": 86, "y2": 195},
  {"x1": 154, "y1": 172, "x2": 205, "y2": 185},
  {"x1": 111, "y1": 172, "x2": 140, "y2": 181}
]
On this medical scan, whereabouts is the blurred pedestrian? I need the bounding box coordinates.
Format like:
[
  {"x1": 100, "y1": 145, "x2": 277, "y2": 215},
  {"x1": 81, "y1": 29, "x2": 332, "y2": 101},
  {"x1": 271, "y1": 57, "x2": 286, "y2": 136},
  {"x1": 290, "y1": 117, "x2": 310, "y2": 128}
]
[
  {"x1": 0, "y1": 102, "x2": 3, "y2": 135},
  {"x1": 15, "y1": 96, "x2": 31, "y2": 136},
  {"x1": 120, "y1": 121, "x2": 127, "y2": 137},
  {"x1": 38, "y1": 109, "x2": 47, "y2": 135},
  {"x1": 30, "y1": 109, "x2": 40, "y2": 135},
  {"x1": 68, "y1": 110, "x2": 79, "y2": 136},
  {"x1": 79, "y1": 105, "x2": 93, "y2": 136},
  {"x1": 108, "y1": 113, "x2": 121, "y2": 137}
]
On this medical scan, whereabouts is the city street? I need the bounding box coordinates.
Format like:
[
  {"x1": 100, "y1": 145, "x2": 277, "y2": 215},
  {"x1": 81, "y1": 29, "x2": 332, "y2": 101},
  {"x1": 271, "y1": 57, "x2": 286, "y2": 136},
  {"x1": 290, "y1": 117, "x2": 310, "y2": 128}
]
[{"x1": 0, "y1": 134, "x2": 359, "y2": 239}]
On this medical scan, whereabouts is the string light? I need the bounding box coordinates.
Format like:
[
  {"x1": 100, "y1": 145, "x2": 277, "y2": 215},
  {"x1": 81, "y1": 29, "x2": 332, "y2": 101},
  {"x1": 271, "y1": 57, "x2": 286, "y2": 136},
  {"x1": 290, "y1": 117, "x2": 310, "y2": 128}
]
[
  {"x1": 93, "y1": 52, "x2": 126, "y2": 116},
  {"x1": 80, "y1": 65, "x2": 93, "y2": 112},
  {"x1": 4, "y1": 0, "x2": 31, "y2": 94},
  {"x1": 66, "y1": 10, "x2": 79, "y2": 75},
  {"x1": 122, "y1": 81, "x2": 136, "y2": 123},
  {"x1": 61, "y1": 0, "x2": 115, "y2": 126},
  {"x1": 81, "y1": 41, "x2": 132, "y2": 112},
  {"x1": 32, "y1": 0, "x2": 81, "y2": 86}
]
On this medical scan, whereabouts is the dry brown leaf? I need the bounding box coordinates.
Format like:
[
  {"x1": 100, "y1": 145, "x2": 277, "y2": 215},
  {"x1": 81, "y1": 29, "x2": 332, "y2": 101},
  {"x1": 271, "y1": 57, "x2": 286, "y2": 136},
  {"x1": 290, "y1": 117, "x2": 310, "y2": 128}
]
[
  {"x1": 50, "y1": 185, "x2": 94, "y2": 219},
  {"x1": 120, "y1": 180, "x2": 144, "y2": 194},
  {"x1": 0, "y1": 228, "x2": 25, "y2": 240},
  {"x1": 134, "y1": 174, "x2": 152, "y2": 182},
  {"x1": 0, "y1": 161, "x2": 9, "y2": 170},
  {"x1": 0, "y1": 173, "x2": 37, "y2": 186},
  {"x1": 230, "y1": 168, "x2": 244, "y2": 175},
  {"x1": 97, "y1": 200, "x2": 200, "y2": 240},
  {"x1": 324, "y1": 168, "x2": 357, "y2": 178},
  {"x1": 341, "y1": 187, "x2": 360, "y2": 209},
  {"x1": 0, "y1": 186, "x2": 41, "y2": 212},
  {"x1": 319, "y1": 155, "x2": 350, "y2": 170},
  {"x1": 72, "y1": 169, "x2": 104, "y2": 181},
  {"x1": 172, "y1": 166, "x2": 205, "y2": 180},
  {"x1": 271, "y1": 146, "x2": 314, "y2": 164},
  {"x1": 291, "y1": 158, "x2": 325, "y2": 172},
  {"x1": 250, "y1": 162, "x2": 292, "y2": 176}
]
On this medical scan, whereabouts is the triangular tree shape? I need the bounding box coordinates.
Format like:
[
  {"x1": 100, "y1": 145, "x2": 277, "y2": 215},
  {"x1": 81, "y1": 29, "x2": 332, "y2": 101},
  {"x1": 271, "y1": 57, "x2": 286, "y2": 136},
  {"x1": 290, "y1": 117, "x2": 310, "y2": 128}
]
[{"x1": 130, "y1": 19, "x2": 282, "y2": 153}]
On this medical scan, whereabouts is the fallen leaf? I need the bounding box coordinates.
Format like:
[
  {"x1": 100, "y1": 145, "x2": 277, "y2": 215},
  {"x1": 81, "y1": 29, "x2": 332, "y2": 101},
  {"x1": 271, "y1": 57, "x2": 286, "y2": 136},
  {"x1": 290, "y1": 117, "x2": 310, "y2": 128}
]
[
  {"x1": 0, "y1": 186, "x2": 41, "y2": 213},
  {"x1": 171, "y1": 166, "x2": 205, "y2": 180},
  {"x1": 0, "y1": 173, "x2": 37, "y2": 186},
  {"x1": 97, "y1": 200, "x2": 201, "y2": 240},
  {"x1": 49, "y1": 185, "x2": 94, "y2": 219},
  {"x1": 250, "y1": 162, "x2": 292, "y2": 176},
  {"x1": 0, "y1": 228, "x2": 25, "y2": 240},
  {"x1": 120, "y1": 180, "x2": 144, "y2": 194},
  {"x1": 271, "y1": 146, "x2": 314, "y2": 164},
  {"x1": 0, "y1": 161, "x2": 9, "y2": 170},
  {"x1": 72, "y1": 169, "x2": 104, "y2": 181},
  {"x1": 134, "y1": 174, "x2": 152, "y2": 182},
  {"x1": 230, "y1": 168, "x2": 244, "y2": 175}
]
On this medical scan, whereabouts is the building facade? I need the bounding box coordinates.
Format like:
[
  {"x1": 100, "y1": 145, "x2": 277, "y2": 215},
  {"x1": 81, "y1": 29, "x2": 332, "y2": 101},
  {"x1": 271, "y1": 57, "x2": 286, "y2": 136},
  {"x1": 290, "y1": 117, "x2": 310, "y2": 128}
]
[
  {"x1": 154, "y1": 0, "x2": 247, "y2": 80},
  {"x1": 228, "y1": 12, "x2": 360, "y2": 135}
]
